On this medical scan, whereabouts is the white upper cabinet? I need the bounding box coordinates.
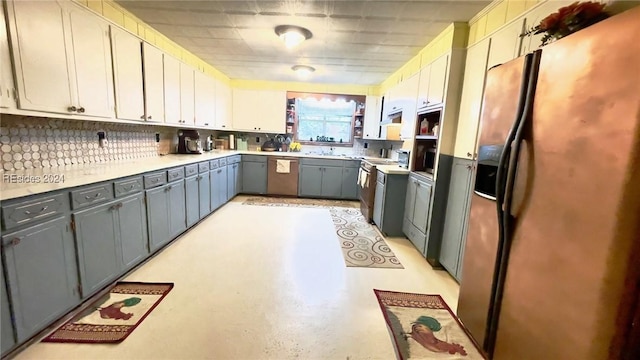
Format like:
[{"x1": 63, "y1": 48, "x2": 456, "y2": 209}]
[
  {"x1": 179, "y1": 62, "x2": 195, "y2": 125},
  {"x1": 214, "y1": 79, "x2": 232, "y2": 130},
  {"x1": 142, "y1": 42, "x2": 164, "y2": 122},
  {"x1": 0, "y1": 0, "x2": 16, "y2": 109},
  {"x1": 521, "y1": 0, "x2": 572, "y2": 54},
  {"x1": 416, "y1": 64, "x2": 431, "y2": 110},
  {"x1": 194, "y1": 70, "x2": 215, "y2": 127},
  {"x1": 111, "y1": 26, "x2": 144, "y2": 121},
  {"x1": 427, "y1": 54, "x2": 449, "y2": 106},
  {"x1": 398, "y1": 73, "x2": 419, "y2": 140},
  {"x1": 163, "y1": 54, "x2": 181, "y2": 125},
  {"x1": 232, "y1": 89, "x2": 286, "y2": 133},
  {"x1": 454, "y1": 38, "x2": 491, "y2": 159},
  {"x1": 486, "y1": 18, "x2": 526, "y2": 69},
  {"x1": 7, "y1": 0, "x2": 113, "y2": 117},
  {"x1": 363, "y1": 95, "x2": 381, "y2": 139}
]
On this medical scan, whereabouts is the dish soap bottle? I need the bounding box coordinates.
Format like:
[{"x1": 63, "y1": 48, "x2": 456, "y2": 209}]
[{"x1": 420, "y1": 119, "x2": 428, "y2": 135}]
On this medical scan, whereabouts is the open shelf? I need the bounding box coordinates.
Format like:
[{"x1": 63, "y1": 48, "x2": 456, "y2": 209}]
[{"x1": 415, "y1": 135, "x2": 438, "y2": 140}]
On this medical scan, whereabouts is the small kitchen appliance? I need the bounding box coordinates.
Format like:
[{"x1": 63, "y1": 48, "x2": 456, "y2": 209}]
[
  {"x1": 397, "y1": 149, "x2": 410, "y2": 169},
  {"x1": 177, "y1": 129, "x2": 202, "y2": 154}
]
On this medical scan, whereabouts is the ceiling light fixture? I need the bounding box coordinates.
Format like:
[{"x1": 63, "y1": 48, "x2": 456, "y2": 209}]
[
  {"x1": 275, "y1": 25, "x2": 313, "y2": 48},
  {"x1": 291, "y1": 65, "x2": 316, "y2": 78}
]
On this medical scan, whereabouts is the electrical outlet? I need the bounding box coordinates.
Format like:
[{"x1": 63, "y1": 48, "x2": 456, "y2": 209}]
[
  {"x1": 155, "y1": 133, "x2": 160, "y2": 143},
  {"x1": 97, "y1": 131, "x2": 108, "y2": 148}
]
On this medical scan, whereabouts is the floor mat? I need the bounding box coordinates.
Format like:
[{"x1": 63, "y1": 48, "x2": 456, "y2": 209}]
[
  {"x1": 42, "y1": 282, "x2": 173, "y2": 343},
  {"x1": 242, "y1": 197, "x2": 403, "y2": 268},
  {"x1": 374, "y1": 290, "x2": 485, "y2": 360}
]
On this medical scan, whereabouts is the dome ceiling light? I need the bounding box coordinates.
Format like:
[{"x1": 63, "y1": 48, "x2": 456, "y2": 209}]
[
  {"x1": 275, "y1": 25, "x2": 313, "y2": 48},
  {"x1": 291, "y1": 65, "x2": 316, "y2": 79}
]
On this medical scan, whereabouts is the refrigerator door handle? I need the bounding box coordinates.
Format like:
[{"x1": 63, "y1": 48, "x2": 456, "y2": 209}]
[{"x1": 474, "y1": 190, "x2": 497, "y2": 201}]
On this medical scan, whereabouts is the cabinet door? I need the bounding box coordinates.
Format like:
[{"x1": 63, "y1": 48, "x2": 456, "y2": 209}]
[
  {"x1": 146, "y1": 186, "x2": 171, "y2": 252},
  {"x1": 198, "y1": 172, "x2": 215, "y2": 219},
  {"x1": 416, "y1": 64, "x2": 431, "y2": 109},
  {"x1": 426, "y1": 54, "x2": 449, "y2": 106},
  {"x1": 67, "y1": 6, "x2": 113, "y2": 118},
  {"x1": 404, "y1": 176, "x2": 418, "y2": 222},
  {"x1": 194, "y1": 71, "x2": 215, "y2": 127},
  {"x1": 486, "y1": 18, "x2": 525, "y2": 69},
  {"x1": 74, "y1": 201, "x2": 120, "y2": 296},
  {"x1": 142, "y1": 42, "x2": 165, "y2": 122},
  {"x1": 117, "y1": 193, "x2": 148, "y2": 270},
  {"x1": 399, "y1": 73, "x2": 420, "y2": 140},
  {"x1": 439, "y1": 161, "x2": 473, "y2": 280},
  {"x1": 362, "y1": 95, "x2": 381, "y2": 139},
  {"x1": 235, "y1": 162, "x2": 243, "y2": 195},
  {"x1": 227, "y1": 163, "x2": 237, "y2": 200},
  {"x1": 453, "y1": 38, "x2": 491, "y2": 159},
  {"x1": 168, "y1": 180, "x2": 186, "y2": 238},
  {"x1": 231, "y1": 88, "x2": 255, "y2": 131},
  {"x1": 321, "y1": 166, "x2": 343, "y2": 198},
  {"x1": 163, "y1": 55, "x2": 181, "y2": 124},
  {"x1": 1, "y1": 267, "x2": 15, "y2": 355},
  {"x1": 341, "y1": 167, "x2": 359, "y2": 200},
  {"x1": 260, "y1": 90, "x2": 287, "y2": 133},
  {"x1": 217, "y1": 166, "x2": 228, "y2": 204},
  {"x1": 209, "y1": 170, "x2": 220, "y2": 211},
  {"x1": 185, "y1": 176, "x2": 200, "y2": 227},
  {"x1": 215, "y1": 79, "x2": 232, "y2": 130},
  {"x1": 180, "y1": 63, "x2": 195, "y2": 125},
  {"x1": 373, "y1": 180, "x2": 385, "y2": 227},
  {"x1": 413, "y1": 179, "x2": 432, "y2": 233},
  {"x1": 299, "y1": 165, "x2": 322, "y2": 197},
  {"x1": 7, "y1": 0, "x2": 74, "y2": 114},
  {"x1": 111, "y1": 27, "x2": 144, "y2": 121},
  {"x1": 242, "y1": 162, "x2": 267, "y2": 194},
  {"x1": 0, "y1": 0, "x2": 15, "y2": 110},
  {"x1": 2, "y1": 216, "x2": 80, "y2": 341}
]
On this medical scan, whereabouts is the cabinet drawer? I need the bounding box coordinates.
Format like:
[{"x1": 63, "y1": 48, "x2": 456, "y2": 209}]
[
  {"x1": 219, "y1": 157, "x2": 227, "y2": 166},
  {"x1": 377, "y1": 171, "x2": 386, "y2": 184},
  {"x1": 229, "y1": 155, "x2": 241, "y2": 164},
  {"x1": 113, "y1": 177, "x2": 143, "y2": 198},
  {"x1": 185, "y1": 164, "x2": 198, "y2": 177},
  {"x1": 209, "y1": 159, "x2": 219, "y2": 169},
  {"x1": 2, "y1": 193, "x2": 69, "y2": 230},
  {"x1": 344, "y1": 160, "x2": 361, "y2": 168},
  {"x1": 167, "y1": 167, "x2": 185, "y2": 182},
  {"x1": 198, "y1": 162, "x2": 210, "y2": 173},
  {"x1": 71, "y1": 183, "x2": 114, "y2": 210},
  {"x1": 301, "y1": 158, "x2": 343, "y2": 167},
  {"x1": 242, "y1": 155, "x2": 266, "y2": 163},
  {"x1": 144, "y1": 172, "x2": 167, "y2": 189}
]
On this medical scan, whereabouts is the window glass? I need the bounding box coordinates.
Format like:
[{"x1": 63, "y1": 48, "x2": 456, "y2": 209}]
[{"x1": 296, "y1": 98, "x2": 356, "y2": 143}]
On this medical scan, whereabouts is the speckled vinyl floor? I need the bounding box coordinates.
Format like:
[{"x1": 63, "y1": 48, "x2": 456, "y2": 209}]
[{"x1": 13, "y1": 199, "x2": 459, "y2": 360}]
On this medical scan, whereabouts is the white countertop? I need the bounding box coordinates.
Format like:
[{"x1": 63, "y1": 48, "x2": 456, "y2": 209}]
[
  {"x1": 0, "y1": 151, "x2": 388, "y2": 201},
  {"x1": 375, "y1": 164, "x2": 411, "y2": 175}
]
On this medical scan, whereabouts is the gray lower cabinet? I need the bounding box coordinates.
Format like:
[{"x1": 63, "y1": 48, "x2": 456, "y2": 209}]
[
  {"x1": 321, "y1": 166, "x2": 343, "y2": 198},
  {"x1": 341, "y1": 166, "x2": 359, "y2": 200},
  {"x1": 299, "y1": 165, "x2": 323, "y2": 197},
  {"x1": 227, "y1": 162, "x2": 240, "y2": 199},
  {"x1": 439, "y1": 159, "x2": 474, "y2": 281},
  {"x1": 210, "y1": 166, "x2": 228, "y2": 210},
  {"x1": 2, "y1": 216, "x2": 80, "y2": 341},
  {"x1": 146, "y1": 180, "x2": 186, "y2": 252},
  {"x1": 242, "y1": 160, "x2": 267, "y2": 195},
  {"x1": 184, "y1": 175, "x2": 200, "y2": 227},
  {"x1": 74, "y1": 193, "x2": 148, "y2": 296},
  {"x1": 373, "y1": 172, "x2": 409, "y2": 236},
  {"x1": 402, "y1": 173, "x2": 433, "y2": 255},
  {"x1": 198, "y1": 172, "x2": 211, "y2": 218},
  {"x1": 1, "y1": 266, "x2": 15, "y2": 355}
]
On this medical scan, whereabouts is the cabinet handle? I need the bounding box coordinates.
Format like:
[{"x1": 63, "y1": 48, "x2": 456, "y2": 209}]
[
  {"x1": 110, "y1": 203, "x2": 123, "y2": 211},
  {"x1": 467, "y1": 152, "x2": 473, "y2": 157},
  {"x1": 68, "y1": 106, "x2": 77, "y2": 112},
  {"x1": 9, "y1": 238, "x2": 21, "y2": 246},
  {"x1": 151, "y1": 178, "x2": 159, "y2": 183},
  {"x1": 141, "y1": 115, "x2": 145, "y2": 119},
  {"x1": 222, "y1": 125, "x2": 225, "y2": 128},
  {"x1": 85, "y1": 192, "x2": 101, "y2": 200},
  {"x1": 24, "y1": 206, "x2": 48, "y2": 215},
  {"x1": 77, "y1": 107, "x2": 85, "y2": 113},
  {"x1": 204, "y1": 123, "x2": 209, "y2": 126},
  {"x1": 165, "y1": 185, "x2": 173, "y2": 192},
  {"x1": 127, "y1": 184, "x2": 136, "y2": 190},
  {"x1": 218, "y1": 169, "x2": 222, "y2": 173},
  {"x1": 148, "y1": 115, "x2": 152, "y2": 120}
]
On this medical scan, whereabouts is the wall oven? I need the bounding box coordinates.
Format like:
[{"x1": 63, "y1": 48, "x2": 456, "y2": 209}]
[{"x1": 358, "y1": 161, "x2": 377, "y2": 223}]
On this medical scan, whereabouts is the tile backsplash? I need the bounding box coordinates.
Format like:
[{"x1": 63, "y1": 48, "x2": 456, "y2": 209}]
[{"x1": 0, "y1": 115, "x2": 202, "y2": 172}]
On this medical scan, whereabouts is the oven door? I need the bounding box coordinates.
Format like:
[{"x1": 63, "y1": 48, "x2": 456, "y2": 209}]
[{"x1": 358, "y1": 165, "x2": 377, "y2": 221}]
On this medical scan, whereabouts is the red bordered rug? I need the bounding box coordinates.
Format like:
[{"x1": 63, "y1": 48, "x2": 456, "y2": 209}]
[
  {"x1": 43, "y1": 282, "x2": 173, "y2": 344},
  {"x1": 374, "y1": 290, "x2": 485, "y2": 360}
]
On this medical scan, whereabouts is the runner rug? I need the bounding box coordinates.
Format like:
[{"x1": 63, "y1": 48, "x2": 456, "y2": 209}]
[
  {"x1": 43, "y1": 282, "x2": 173, "y2": 343},
  {"x1": 242, "y1": 197, "x2": 403, "y2": 268},
  {"x1": 374, "y1": 290, "x2": 485, "y2": 360}
]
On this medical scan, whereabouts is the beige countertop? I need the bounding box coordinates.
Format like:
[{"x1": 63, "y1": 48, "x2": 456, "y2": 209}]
[
  {"x1": 0, "y1": 150, "x2": 385, "y2": 201},
  {"x1": 375, "y1": 164, "x2": 411, "y2": 175}
]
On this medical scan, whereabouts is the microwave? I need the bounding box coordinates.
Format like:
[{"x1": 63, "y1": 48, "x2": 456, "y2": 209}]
[{"x1": 397, "y1": 150, "x2": 410, "y2": 169}]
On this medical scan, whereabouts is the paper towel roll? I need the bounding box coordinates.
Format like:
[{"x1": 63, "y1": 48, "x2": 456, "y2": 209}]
[{"x1": 229, "y1": 134, "x2": 235, "y2": 150}]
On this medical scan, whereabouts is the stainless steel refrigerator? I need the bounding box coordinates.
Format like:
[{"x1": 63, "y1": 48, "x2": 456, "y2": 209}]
[{"x1": 457, "y1": 6, "x2": 640, "y2": 360}]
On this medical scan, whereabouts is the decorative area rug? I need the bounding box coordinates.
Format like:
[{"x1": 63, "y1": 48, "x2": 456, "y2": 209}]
[
  {"x1": 43, "y1": 282, "x2": 173, "y2": 343},
  {"x1": 242, "y1": 197, "x2": 403, "y2": 268},
  {"x1": 374, "y1": 290, "x2": 484, "y2": 360}
]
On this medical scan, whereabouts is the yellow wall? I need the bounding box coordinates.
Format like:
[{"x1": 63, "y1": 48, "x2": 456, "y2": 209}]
[
  {"x1": 230, "y1": 80, "x2": 378, "y2": 96},
  {"x1": 468, "y1": 0, "x2": 544, "y2": 46}
]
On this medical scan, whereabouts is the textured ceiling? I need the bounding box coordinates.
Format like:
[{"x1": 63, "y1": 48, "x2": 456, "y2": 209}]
[{"x1": 116, "y1": 1, "x2": 490, "y2": 85}]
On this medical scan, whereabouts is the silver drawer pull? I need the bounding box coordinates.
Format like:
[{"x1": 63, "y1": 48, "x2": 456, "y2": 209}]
[
  {"x1": 127, "y1": 184, "x2": 136, "y2": 190},
  {"x1": 24, "y1": 206, "x2": 48, "y2": 215},
  {"x1": 217, "y1": 169, "x2": 222, "y2": 173},
  {"x1": 165, "y1": 185, "x2": 173, "y2": 192},
  {"x1": 10, "y1": 238, "x2": 21, "y2": 246},
  {"x1": 110, "y1": 203, "x2": 123, "y2": 211},
  {"x1": 151, "y1": 178, "x2": 159, "y2": 183},
  {"x1": 85, "y1": 192, "x2": 101, "y2": 200}
]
